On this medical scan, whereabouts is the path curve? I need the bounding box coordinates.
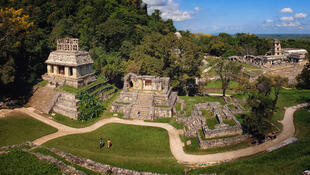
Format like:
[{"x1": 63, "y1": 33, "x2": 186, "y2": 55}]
[{"x1": 16, "y1": 103, "x2": 308, "y2": 164}]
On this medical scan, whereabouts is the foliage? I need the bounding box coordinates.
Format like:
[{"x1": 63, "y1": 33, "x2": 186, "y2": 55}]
[
  {"x1": 0, "y1": 149, "x2": 61, "y2": 175},
  {"x1": 214, "y1": 58, "x2": 242, "y2": 96},
  {"x1": 44, "y1": 123, "x2": 184, "y2": 174},
  {"x1": 77, "y1": 91, "x2": 104, "y2": 120},
  {"x1": 194, "y1": 33, "x2": 271, "y2": 57},
  {"x1": 297, "y1": 54, "x2": 310, "y2": 89},
  {"x1": 0, "y1": 112, "x2": 57, "y2": 146},
  {"x1": 128, "y1": 32, "x2": 203, "y2": 95},
  {"x1": 244, "y1": 75, "x2": 287, "y2": 140}
]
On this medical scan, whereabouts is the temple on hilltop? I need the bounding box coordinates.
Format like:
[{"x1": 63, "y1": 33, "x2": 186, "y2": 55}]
[
  {"x1": 111, "y1": 73, "x2": 178, "y2": 120},
  {"x1": 42, "y1": 38, "x2": 96, "y2": 88},
  {"x1": 29, "y1": 37, "x2": 117, "y2": 120}
]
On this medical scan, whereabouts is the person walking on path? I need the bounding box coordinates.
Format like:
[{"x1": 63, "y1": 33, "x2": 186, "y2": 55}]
[
  {"x1": 137, "y1": 111, "x2": 140, "y2": 118},
  {"x1": 150, "y1": 113, "x2": 153, "y2": 121},
  {"x1": 99, "y1": 138, "x2": 104, "y2": 149},
  {"x1": 107, "y1": 139, "x2": 112, "y2": 149}
]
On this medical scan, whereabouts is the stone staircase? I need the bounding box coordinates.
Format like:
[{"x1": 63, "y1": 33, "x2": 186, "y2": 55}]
[
  {"x1": 28, "y1": 86, "x2": 59, "y2": 114},
  {"x1": 53, "y1": 92, "x2": 79, "y2": 119},
  {"x1": 130, "y1": 93, "x2": 153, "y2": 120}
]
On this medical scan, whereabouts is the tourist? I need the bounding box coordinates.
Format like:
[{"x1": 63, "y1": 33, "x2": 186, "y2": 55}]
[
  {"x1": 107, "y1": 139, "x2": 112, "y2": 148},
  {"x1": 137, "y1": 111, "x2": 140, "y2": 118},
  {"x1": 99, "y1": 138, "x2": 103, "y2": 149},
  {"x1": 150, "y1": 113, "x2": 153, "y2": 121}
]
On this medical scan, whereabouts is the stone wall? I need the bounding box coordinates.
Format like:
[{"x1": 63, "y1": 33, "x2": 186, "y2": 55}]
[
  {"x1": 203, "y1": 125, "x2": 243, "y2": 139},
  {"x1": 53, "y1": 92, "x2": 79, "y2": 119},
  {"x1": 47, "y1": 147, "x2": 167, "y2": 175},
  {"x1": 154, "y1": 107, "x2": 172, "y2": 118},
  {"x1": 198, "y1": 133, "x2": 250, "y2": 149}
]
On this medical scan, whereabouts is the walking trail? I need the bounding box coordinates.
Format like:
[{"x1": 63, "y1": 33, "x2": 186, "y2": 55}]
[{"x1": 15, "y1": 103, "x2": 308, "y2": 164}]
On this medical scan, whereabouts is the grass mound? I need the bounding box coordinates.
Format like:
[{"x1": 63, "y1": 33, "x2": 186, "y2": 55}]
[{"x1": 0, "y1": 112, "x2": 58, "y2": 146}]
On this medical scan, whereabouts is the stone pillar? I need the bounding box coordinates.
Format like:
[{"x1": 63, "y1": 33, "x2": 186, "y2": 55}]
[
  {"x1": 54, "y1": 65, "x2": 59, "y2": 75},
  {"x1": 47, "y1": 65, "x2": 52, "y2": 74},
  {"x1": 72, "y1": 67, "x2": 77, "y2": 78},
  {"x1": 65, "y1": 67, "x2": 69, "y2": 77}
]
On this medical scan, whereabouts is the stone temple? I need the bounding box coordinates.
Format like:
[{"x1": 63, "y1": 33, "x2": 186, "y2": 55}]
[
  {"x1": 42, "y1": 38, "x2": 96, "y2": 88},
  {"x1": 29, "y1": 38, "x2": 116, "y2": 120},
  {"x1": 111, "y1": 73, "x2": 178, "y2": 120}
]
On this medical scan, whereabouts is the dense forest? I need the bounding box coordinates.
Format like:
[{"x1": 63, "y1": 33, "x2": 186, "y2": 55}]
[{"x1": 1, "y1": 0, "x2": 310, "y2": 103}]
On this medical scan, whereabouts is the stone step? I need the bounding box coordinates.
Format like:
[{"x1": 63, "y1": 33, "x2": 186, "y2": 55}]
[
  {"x1": 53, "y1": 106, "x2": 78, "y2": 119},
  {"x1": 54, "y1": 103, "x2": 78, "y2": 112}
]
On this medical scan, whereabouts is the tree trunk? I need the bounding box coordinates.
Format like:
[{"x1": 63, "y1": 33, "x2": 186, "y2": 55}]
[{"x1": 223, "y1": 88, "x2": 226, "y2": 97}]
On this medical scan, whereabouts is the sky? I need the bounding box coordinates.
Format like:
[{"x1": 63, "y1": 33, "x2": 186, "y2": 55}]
[{"x1": 142, "y1": 0, "x2": 310, "y2": 34}]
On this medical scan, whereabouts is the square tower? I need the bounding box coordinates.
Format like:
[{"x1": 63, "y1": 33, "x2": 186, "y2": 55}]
[{"x1": 272, "y1": 39, "x2": 282, "y2": 56}]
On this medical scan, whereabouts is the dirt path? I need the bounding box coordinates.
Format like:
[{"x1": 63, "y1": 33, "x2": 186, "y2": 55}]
[{"x1": 16, "y1": 103, "x2": 308, "y2": 164}]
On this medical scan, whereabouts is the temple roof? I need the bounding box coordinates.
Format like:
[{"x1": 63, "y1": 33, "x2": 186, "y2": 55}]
[{"x1": 45, "y1": 50, "x2": 94, "y2": 67}]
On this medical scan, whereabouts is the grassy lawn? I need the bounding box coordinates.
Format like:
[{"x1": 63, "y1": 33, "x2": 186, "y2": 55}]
[
  {"x1": 146, "y1": 117, "x2": 184, "y2": 129},
  {"x1": 51, "y1": 91, "x2": 120, "y2": 128},
  {"x1": 179, "y1": 96, "x2": 225, "y2": 117},
  {"x1": 43, "y1": 123, "x2": 184, "y2": 174},
  {"x1": 272, "y1": 88, "x2": 310, "y2": 122},
  {"x1": 0, "y1": 112, "x2": 58, "y2": 146},
  {"x1": 204, "y1": 80, "x2": 239, "y2": 89},
  {"x1": 0, "y1": 149, "x2": 61, "y2": 175},
  {"x1": 188, "y1": 108, "x2": 310, "y2": 175}
]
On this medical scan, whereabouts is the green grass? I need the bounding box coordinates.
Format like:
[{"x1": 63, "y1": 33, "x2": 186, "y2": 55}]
[
  {"x1": 154, "y1": 105, "x2": 171, "y2": 108},
  {"x1": 44, "y1": 123, "x2": 184, "y2": 174},
  {"x1": 52, "y1": 91, "x2": 119, "y2": 128},
  {"x1": 188, "y1": 109, "x2": 310, "y2": 175},
  {"x1": 181, "y1": 135, "x2": 251, "y2": 155},
  {"x1": 223, "y1": 119, "x2": 235, "y2": 126},
  {"x1": 0, "y1": 149, "x2": 61, "y2": 175},
  {"x1": 38, "y1": 80, "x2": 48, "y2": 87},
  {"x1": 31, "y1": 147, "x2": 99, "y2": 175},
  {"x1": 115, "y1": 102, "x2": 130, "y2": 105},
  {"x1": 201, "y1": 109, "x2": 214, "y2": 119},
  {"x1": 147, "y1": 117, "x2": 184, "y2": 129},
  {"x1": 206, "y1": 118, "x2": 219, "y2": 129},
  {"x1": 204, "y1": 80, "x2": 239, "y2": 89},
  {"x1": 0, "y1": 112, "x2": 58, "y2": 146},
  {"x1": 179, "y1": 96, "x2": 225, "y2": 117},
  {"x1": 55, "y1": 77, "x2": 107, "y2": 94},
  {"x1": 272, "y1": 88, "x2": 310, "y2": 122},
  {"x1": 176, "y1": 103, "x2": 181, "y2": 112}
]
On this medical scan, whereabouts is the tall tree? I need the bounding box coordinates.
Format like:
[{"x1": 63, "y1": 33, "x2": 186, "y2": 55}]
[
  {"x1": 297, "y1": 54, "x2": 310, "y2": 89},
  {"x1": 214, "y1": 58, "x2": 242, "y2": 96}
]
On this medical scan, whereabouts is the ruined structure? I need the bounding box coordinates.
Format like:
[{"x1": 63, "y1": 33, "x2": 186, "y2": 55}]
[
  {"x1": 42, "y1": 38, "x2": 96, "y2": 88},
  {"x1": 29, "y1": 38, "x2": 116, "y2": 120},
  {"x1": 111, "y1": 73, "x2": 177, "y2": 120},
  {"x1": 182, "y1": 102, "x2": 249, "y2": 149},
  {"x1": 228, "y1": 39, "x2": 308, "y2": 84}
]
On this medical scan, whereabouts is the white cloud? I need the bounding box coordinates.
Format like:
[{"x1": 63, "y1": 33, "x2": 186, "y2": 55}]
[
  {"x1": 280, "y1": 16, "x2": 294, "y2": 21},
  {"x1": 280, "y1": 8, "x2": 293, "y2": 13},
  {"x1": 276, "y1": 21, "x2": 301, "y2": 27},
  {"x1": 295, "y1": 13, "x2": 307, "y2": 18},
  {"x1": 266, "y1": 19, "x2": 273, "y2": 23},
  {"x1": 143, "y1": 0, "x2": 200, "y2": 21}
]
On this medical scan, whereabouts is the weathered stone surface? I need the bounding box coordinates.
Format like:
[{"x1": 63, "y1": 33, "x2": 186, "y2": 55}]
[
  {"x1": 47, "y1": 147, "x2": 167, "y2": 175},
  {"x1": 111, "y1": 73, "x2": 177, "y2": 120}
]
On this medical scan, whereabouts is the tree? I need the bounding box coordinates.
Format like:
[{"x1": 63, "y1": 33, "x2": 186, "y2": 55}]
[
  {"x1": 0, "y1": 8, "x2": 33, "y2": 85},
  {"x1": 77, "y1": 91, "x2": 104, "y2": 120},
  {"x1": 214, "y1": 58, "x2": 242, "y2": 96},
  {"x1": 297, "y1": 53, "x2": 310, "y2": 89},
  {"x1": 128, "y1": 32, "x2": 202, "y2": 95}
]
